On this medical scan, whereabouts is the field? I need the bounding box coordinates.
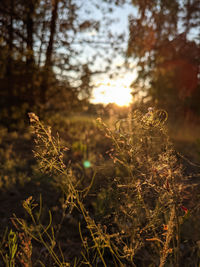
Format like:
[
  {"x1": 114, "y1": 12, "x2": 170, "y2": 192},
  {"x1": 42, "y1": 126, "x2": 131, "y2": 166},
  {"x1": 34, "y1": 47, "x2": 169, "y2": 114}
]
[{"x1": 0, "y1": 108, "x2": 200, "y2": 266}]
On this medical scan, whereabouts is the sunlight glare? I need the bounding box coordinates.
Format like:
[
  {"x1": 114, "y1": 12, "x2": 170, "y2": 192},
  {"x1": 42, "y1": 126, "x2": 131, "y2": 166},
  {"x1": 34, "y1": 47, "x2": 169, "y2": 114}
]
[{"x1": 92, "y1": 75, "x2": 134, "y2": 106}]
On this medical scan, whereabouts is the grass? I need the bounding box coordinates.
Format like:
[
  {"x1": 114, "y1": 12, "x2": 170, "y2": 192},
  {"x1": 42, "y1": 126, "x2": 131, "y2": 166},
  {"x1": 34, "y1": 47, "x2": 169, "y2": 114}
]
[{"x1": 0, "y1": 108, "x2": 200, "y2": 266}]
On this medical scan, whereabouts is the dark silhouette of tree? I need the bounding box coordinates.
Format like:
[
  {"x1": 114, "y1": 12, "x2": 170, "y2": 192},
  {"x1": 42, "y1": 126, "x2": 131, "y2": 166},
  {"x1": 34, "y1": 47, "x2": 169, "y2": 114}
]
[
  {"x1": 127, "y1": 0, "x2": 200, "y2": 119},
  {"x1": 0, "y1": 0, "x2": 127, "y2": 129},
  {"x1": 40, "y1": 0, "x2": 59, "y2": 104}
]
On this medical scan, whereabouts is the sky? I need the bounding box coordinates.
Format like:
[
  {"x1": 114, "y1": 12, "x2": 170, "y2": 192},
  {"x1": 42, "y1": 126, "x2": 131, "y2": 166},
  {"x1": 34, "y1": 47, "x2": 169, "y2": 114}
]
[
  {"x1": 55, "y1": 1, "x2": 199, "y2": 107},
  {"x1": 82, "y1": 1, "x2": 200, "y2": 107},
  {"x1": 53, "y1": 1, "x2": 138, "y2": 106},
  {"x1": 78, "y1": 1, "x2": 138, "y2": 106}
]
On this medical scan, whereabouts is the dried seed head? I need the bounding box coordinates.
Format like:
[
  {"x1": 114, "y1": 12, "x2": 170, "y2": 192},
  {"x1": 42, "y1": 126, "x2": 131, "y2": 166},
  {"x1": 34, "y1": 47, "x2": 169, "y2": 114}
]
[{"x1": 28, "y1": 112, "x2": 39, "y2": 122}]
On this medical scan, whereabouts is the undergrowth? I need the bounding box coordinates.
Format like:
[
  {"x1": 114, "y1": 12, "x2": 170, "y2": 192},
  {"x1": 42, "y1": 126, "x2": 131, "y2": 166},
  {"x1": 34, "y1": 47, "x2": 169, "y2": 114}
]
[{"x1": 0, "y1": 109, "x2": 200, "y2": 266}]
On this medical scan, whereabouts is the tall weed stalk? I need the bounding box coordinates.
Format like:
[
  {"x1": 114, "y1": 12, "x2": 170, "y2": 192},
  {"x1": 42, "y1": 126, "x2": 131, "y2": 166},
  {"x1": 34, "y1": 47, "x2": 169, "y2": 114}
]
[
  {"x1": 96, "y1": 108, "x2": 185, "y2": 266},
  {"x1": 1, "y1": 109, "x2": 189, "y2": 266}
]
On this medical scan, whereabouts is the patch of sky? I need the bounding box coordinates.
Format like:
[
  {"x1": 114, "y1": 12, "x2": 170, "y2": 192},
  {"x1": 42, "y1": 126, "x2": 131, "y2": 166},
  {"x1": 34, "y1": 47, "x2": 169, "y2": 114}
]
[
  {"x1": 54, "y1": 1, "x2": 138, "y2": 99},
  {"x1": 74, "y1": 1, "x2": 137, "y2": 66}
]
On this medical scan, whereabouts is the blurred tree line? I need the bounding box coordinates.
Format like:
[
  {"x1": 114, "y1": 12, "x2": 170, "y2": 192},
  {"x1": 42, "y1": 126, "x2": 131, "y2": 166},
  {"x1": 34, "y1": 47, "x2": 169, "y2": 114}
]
[
  {"x1": 127, "y1": 0, "x2": 200, "y2": 121},
  {"x1": 0, "y1": 0, "x2": 199, "y2": 130},
  {"x1": 0, "y1": 0, "x2": 126, "y2": 129}
]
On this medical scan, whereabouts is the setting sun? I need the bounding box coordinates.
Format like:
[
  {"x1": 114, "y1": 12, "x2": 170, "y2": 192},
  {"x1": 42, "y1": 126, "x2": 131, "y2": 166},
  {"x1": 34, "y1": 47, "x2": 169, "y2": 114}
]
[{"x1": 91, "y1": 75, "x2": 134, "y2": 106}]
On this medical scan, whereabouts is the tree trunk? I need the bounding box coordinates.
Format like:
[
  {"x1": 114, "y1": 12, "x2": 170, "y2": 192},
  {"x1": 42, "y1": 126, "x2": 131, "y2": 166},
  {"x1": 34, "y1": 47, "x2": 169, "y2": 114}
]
[
  {"x1": 25, "y1": 0, "x2": 35, "y2": 107},
  {"x1": 45, "y1": 0, "x2": 59, "y2": 67},
  {"x1": 6, "y1": 0, "x2": 14, "y2": 76},
  {"x1": 26, "y1": 0, "x2": 34, "y2": 65},
  {"x1": 6, "y1": 0, "x2": 15, "y2": 118},
  {"x1": 41, "y1": 0, "x2": 59, "y2": 104}
]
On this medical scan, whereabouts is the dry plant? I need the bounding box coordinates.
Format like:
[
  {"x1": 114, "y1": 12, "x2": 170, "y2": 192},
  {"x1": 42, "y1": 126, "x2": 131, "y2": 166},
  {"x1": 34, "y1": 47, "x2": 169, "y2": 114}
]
[
  {"x1": 0, "y1": 109, "x2": 191, "y2": 266},
  {"x1": 96, "y1": 108, "x2": 186, "y2": 266},
  {"x1": 11, "y1": 112, "x2": 123, "y2": 266}
]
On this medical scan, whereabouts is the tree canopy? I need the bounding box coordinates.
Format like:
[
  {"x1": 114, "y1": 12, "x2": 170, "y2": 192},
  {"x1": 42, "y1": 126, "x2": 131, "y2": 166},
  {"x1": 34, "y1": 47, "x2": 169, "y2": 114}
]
[
  {"x1": 127, "y1": 0, "x2": 200, "y2": 119},
  {"x1": 0, "y1": 0, "x2": 126, "y2": 128}
]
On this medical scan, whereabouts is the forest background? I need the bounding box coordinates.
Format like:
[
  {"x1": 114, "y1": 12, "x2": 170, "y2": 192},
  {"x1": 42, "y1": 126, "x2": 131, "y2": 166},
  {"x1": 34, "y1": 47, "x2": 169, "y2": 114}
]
[{"x1": 0, "y1": 0, "x2": 200, "y2": 266}]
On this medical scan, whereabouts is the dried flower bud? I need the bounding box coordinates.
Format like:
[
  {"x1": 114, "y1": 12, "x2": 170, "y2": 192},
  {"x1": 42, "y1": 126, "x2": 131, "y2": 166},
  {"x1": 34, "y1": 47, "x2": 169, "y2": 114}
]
[{"x1": 28, "y1": 112, "x2": 39, "y2": 122}]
